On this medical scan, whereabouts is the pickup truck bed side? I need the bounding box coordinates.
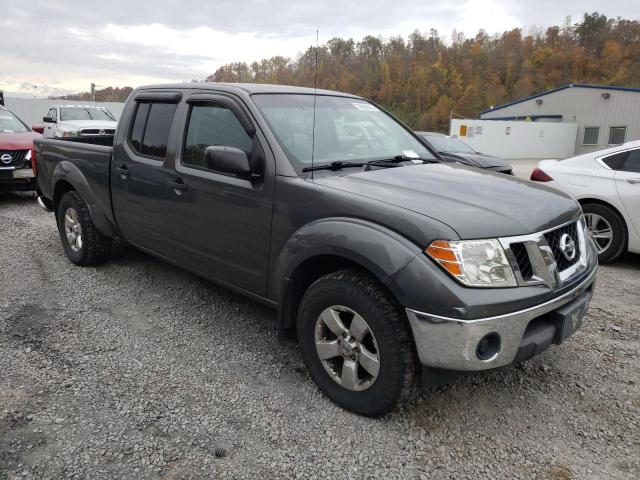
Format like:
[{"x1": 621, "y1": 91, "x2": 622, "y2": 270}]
[{"x1": 36, "y1": 138, "x2": 118, "y2": 237}]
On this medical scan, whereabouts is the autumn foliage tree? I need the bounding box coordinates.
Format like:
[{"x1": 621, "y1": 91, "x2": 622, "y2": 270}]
[{"x1": 207, "y1": 13, "x2": 640, "y2": 132}]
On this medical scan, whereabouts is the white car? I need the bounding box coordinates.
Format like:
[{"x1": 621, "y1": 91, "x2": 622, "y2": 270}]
[
  {"x1": 531, "y1": 140, "x2": 640, "y2": 263},
  {"x1": 42, "y1": 105, "x2": 117, "y2": 138}
]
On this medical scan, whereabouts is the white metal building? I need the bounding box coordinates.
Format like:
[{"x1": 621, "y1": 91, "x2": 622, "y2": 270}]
[
  {"x1": 480, "y1": 84, "x2": 640, "y2": 155},
  {"x1": 3, "y1": 97, "x2": 125, "y2": 128}
]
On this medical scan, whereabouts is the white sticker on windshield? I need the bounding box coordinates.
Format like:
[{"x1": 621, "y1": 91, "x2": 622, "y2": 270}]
[
  {"x1": 402, "y1": 150, "x2": 420, "y2": 159},
  {"x1": 352, "y1": 102, "x2": 379, "y2": 112}
]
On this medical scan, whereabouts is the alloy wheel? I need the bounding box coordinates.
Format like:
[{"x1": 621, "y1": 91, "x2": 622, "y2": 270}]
[
  {"x1": 64, "y1": 207, "x2": 83, "y2": 253},
  {"x1": 314, "y1": 305, "x2": 380, "y2": 391},
  {"x1": 584, "y1": 213, "x2": 613, "y2": 254}
]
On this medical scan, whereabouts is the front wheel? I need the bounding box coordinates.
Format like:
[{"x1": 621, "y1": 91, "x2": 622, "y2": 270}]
[
  {"x1": 297, "y1": 270, "x2": 416, "y2": 417},
  {"x1": 57, "y1": 191, "x2": 111, "y2": 266}
]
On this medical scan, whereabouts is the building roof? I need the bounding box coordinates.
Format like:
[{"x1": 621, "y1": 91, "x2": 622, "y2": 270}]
[{"x1": 481, "y1": 84, "x2": 640, "y2": 115}]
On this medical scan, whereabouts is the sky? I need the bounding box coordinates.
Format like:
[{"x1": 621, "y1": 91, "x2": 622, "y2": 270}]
[{"x1": 1, "y1": 0, "x2": 637, "y2": 97}]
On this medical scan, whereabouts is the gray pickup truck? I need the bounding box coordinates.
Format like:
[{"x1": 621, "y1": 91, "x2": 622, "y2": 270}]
[{"x1": 34, "y1": 83, "x2": 598, "y2": 416}]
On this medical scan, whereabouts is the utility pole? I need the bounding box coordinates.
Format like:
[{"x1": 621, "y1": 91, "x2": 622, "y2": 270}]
[{"x1": 91, "y1": 83, "x2": 96, "y2": 102}]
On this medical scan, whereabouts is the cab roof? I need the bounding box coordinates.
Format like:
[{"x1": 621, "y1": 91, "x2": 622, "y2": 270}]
[
  {"x1": 56, "y1": 105, "x2": 110, "y2": 109},
  {"x1": 135, "y1": 82, "x2": 361, "y2": 98}
]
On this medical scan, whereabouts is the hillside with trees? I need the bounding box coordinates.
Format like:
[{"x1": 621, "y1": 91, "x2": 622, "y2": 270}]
[{"x1": 207, "y1": 13, "x2": 640, "y2": 132}]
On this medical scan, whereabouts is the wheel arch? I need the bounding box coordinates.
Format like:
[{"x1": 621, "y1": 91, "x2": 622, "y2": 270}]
[
  {"x1": 578, "y1": 197, "x2": 629, "y2": 239},
  {"x1": 578, "y1": 197, "x2": 629, "y2": 255},
  {"x1": 271, "y1": 218, "x2": 422, "y2": 340},
  {"x1": 51, "y1": 162, "x2": 118, "y2": 238}
]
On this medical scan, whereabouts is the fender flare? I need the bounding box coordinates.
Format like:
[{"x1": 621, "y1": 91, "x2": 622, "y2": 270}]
[
  {"x1": 52, "y1": 161, "x2": 118, "y2": 238},
  {"x1": 270, "y1": 217, "x2": 424, "y2": 335}
]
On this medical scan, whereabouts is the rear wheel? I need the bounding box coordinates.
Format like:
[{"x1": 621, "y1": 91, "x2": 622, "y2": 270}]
[
  {"x1": 582, "y1": 203, "x2": 626, "y2": 264},
  {"x1": 297, "y1": 270, "x2": 416, "y2": 417},
  {"x1": 57, "y1": 191, "x2": 111, "y2": 266}
]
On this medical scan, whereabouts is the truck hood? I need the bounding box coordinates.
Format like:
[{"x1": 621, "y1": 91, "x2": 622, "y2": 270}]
[
  {"x1": 59, "y1": 120, "x2": 117, "y2": 130},
  {"x1": 439, "y1": 151, "x2": 511, "y2": 170},
  {"x1": 0, "y1": 131, "x2": 41, "y2": 150},
  {"x1": 314, "y1": 163, "x2": 581, "y2": 239}
]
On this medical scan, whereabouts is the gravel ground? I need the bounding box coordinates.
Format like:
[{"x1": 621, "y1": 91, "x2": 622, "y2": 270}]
[{"x1": 1, "y1": 191, "x2": 639, "y2": 480}]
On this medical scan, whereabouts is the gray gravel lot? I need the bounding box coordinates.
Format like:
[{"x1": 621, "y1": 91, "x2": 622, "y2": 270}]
[{"x1": 1, "y1": 189, "x2": 639, "y2": 480}]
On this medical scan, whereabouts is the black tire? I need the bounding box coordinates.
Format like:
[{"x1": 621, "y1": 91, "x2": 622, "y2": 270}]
[
  {"x1": 57, "y1": 191, "x2": 111, "y2": 266},
  {"x1": 297, "y1": 269, "x2": 416, "y2": 417},
  {"x1": 582, "y1": 203, "x2": 626, "y2": 264}
]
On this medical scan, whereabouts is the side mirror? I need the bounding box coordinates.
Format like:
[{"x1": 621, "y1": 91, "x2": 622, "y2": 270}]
[
  {"x1": 32, "y1": 124, "x2": 45, "y2": 134},
  {"x1": 43, "y1": 116, "x2": 54, "y2": 123},
  {"x1": 204, "y1": 146, "x2": 259, "y2": 178}
]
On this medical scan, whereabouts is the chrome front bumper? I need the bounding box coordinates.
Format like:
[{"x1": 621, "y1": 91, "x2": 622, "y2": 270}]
[{"x1": 405, "y1": 266, "x2": 597, "y2": 371}]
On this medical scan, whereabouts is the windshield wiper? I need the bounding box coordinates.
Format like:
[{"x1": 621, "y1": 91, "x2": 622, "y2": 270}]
[
  {"x1": 385, "y1": 154, "x2": 441, "y2": 164},
  {"x1": 302, "y1": 161, "x2": 367, "y2": 172},
  {"x1": 302, "y1": 155, "x2": 440, "y2": 173}
]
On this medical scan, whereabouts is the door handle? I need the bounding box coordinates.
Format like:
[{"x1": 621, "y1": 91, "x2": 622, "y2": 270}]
[
  {"x1": 626, "y1": 178, "x2": 640, "y2": 184},
  {"x1": 116, "y1": 165, "x2": 130, "y2": 177},
  {"x1": 168, "y1": 179, "x2": 188, "y2": 192}
]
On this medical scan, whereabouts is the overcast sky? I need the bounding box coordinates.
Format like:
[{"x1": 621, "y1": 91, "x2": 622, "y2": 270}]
[{"x1": 1, "y1": 0, "x2": 636, "y2": 97}]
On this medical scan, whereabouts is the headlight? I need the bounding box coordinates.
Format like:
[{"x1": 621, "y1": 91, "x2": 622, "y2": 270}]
[
  {"x1": 25, "y1": 150, "x2": 31, "y2": 161},
  {"x1": 426, "y1": 239, "x2": 517, "y2": 288},
  {"x1": 62, "y1": 131, "x2": 80, "y2": 137}
]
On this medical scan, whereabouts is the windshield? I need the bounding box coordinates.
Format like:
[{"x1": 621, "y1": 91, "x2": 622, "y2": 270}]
[
  {"x1": 60, "y1": 107, "x2": 115, "y2": 121},
  {"x1": 0, "y1": 110, "x2": 29, "y2": 133},
  {"x1": 422, "y1": 135, "x2": 475, "y2": 154},
  {"x1": 253, "y1": 94, "x2": 434, "y2": 169}
]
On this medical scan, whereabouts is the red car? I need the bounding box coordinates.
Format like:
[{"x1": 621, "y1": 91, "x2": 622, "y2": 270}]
[{"x1": 0, "y1": 105, "x2": 42, "y2": 191}]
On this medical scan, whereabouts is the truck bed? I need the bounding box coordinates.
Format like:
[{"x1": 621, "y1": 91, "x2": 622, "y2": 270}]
[{"x1": 34, "y1": 136, "x2": 116, "y2": 235}]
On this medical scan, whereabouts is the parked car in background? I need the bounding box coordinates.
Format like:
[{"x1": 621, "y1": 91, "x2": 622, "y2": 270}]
[
  {"x1": 0, "y1": 105, "x2": 40, "y2": 191},
  {"x1": 34, "y1": 83, "x2": 597, "y2": 416},
  {"x1": 42, "y1": 105, "x2": 117, "y2": 138},
  {"x1": 416, "y1": 131, "x2": 513, "y2": 174},
  {"x1": 531, "y1": 140, "x2": 640, "y2": 263}
]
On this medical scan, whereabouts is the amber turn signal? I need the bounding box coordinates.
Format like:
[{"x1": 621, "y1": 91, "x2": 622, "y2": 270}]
[{"x1": 425, "y1": 241, "x2": 463, "y2": 277}]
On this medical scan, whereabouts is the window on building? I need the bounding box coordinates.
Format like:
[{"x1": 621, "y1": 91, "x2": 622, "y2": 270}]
[
  {"x1": 183, "y1": 103, "x2": 253, "y2": 170},
  {"x1": 583, "y1": 127, "x2": 599, "y2": 145},
  {"x1": 129, "y1": 102, "x2": 177, "y2": 159},
  {"x1": 608, "y1": 127, "x2": 627, "y2": 145}
]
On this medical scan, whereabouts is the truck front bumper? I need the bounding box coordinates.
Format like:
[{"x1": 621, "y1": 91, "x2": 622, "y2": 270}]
[{"x1": 405, "y1": 266, "x2": 597, "y2": 371}]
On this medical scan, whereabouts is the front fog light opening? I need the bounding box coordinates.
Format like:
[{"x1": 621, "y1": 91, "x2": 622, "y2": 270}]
[{"x1": 476, "y1": 333, "x2": 501, "y2": 361}]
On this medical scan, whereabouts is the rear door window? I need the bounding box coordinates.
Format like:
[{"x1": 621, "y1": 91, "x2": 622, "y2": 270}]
[
  {"x1": 622, "y1": 149, "x2": 640, "y2": 173},
  {"x1": 602, "y1": 151, "x2": 628, "y2": 170},
  {"x1": 129, "y1": 102, "x2": 177, "y2": 159}
]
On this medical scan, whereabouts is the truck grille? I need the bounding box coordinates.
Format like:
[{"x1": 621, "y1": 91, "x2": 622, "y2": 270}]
[
  {"x1": 504, "y1": 219, "x2": 589, "y2": 289},
  {"x1": 510, "y1": 242, "x2": 534, "y2": 281},
  {"x1": 0, "y1": 150, "x2": 29, "y2": 168},
  {"x1": 544, "y1": 222, "x2": 581, "y2": 271},
  {"x1": 80, "y1": 129, "x2": 115, "y2": 136}
]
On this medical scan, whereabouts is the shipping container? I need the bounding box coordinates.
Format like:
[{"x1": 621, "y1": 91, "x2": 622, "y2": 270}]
[{"x1": 449, "y1": 119, "x2": 578, "y2": 160}]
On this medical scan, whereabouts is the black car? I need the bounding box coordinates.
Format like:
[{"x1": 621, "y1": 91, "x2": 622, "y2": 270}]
[{"x1": 416, "y1": 131, "x2": 513, "y2": 174}]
